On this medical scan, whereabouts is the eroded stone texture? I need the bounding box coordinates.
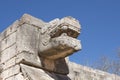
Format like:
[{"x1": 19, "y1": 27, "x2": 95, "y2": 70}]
[
  {"x1": 0, "y1": 14, "x2": 81, "y2": 80},
  {"x1": 68, "y1": 61, "x2": 120, "y2": 80},
  {"x1": 0, "y1": 14, "x2": 120, "y2": 80}
]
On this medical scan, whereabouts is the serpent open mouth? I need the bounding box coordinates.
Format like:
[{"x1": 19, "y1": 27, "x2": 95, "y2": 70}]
[{"x1": 39, "y1": 17, "x2": 81, "y2": 59}]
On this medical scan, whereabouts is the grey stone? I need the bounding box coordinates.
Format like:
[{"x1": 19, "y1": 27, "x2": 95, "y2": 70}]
[
  {"x1": 19, "y1": 14, "x2": 46, "y2": 28},
  {"x1": 15, "y1": 52, "x2": 41, "y2": 68},
  {"x1": 0, "y1": 32, "x2": 16, "y2": 52},
  {"x1": 1, "y1": 65, "x2": 20, "y2": 80},
  {"x1": 20, "y1": 64, "x2": 55, "y2": 80},
  {"x1": 1, "y1": 44, "x2": 17, "y2": 63},
  {"x1": 0, "y1": 14, "x2": 120, "y2": 80},
  {"x1": 20, "y1": 64, "x2": 70, "y2": 80},
  {"x1": 2, "y1": 57, "x2": 16, "y2": 70},
  {"x1": 0, "y1": 20, "x2": 18, "y2": 42},
  {"x1": 16, "y1": 24, "x2": 40, "y2": 54},
  {"x1": 68, "y1": 61, "x2": 120, "y2": 80}
]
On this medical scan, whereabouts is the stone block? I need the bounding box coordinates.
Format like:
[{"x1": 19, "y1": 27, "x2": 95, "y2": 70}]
[
  {"x1": 15, "y1": 73, "x2": 24, "y2": 80},
  {"x1": 20, "y1": 64, "x2": 55, "y2": 80},
  {"x1": 16, "y1": 52, "x2": 41, "y2": 67},
  {"x1": 19, "y1": 14, "x2": 46, "y2": 28},
  {"x1": 5, "y1": 20, "x2": 19, "y2": 37},
  {"x1": 2, "y1": 51, "x2": 41, "y2": 71},
  {"x1": 0, "y1": 20, "x2": 18, "y2": 42},
  {"x1": 1, "y1": 65, "x2": 20, "y2": 80},
  {"x1": 16, "y1": 24, "x2": 39, "y2": 54},
  {"x1": 68, "y1": 61, "x2": 120, "y2": 80},
  {"x1": 0, "y1": 32, "x2": 16, "y2": 52},
  {"x1": 5, "y1": 73, "x2": 24, "y2": 80},
  {"x1": 20, "y1": 64, "x2": 70, "y2": 80},
  {"x1": 5, "y1": 76, "x2": 15, "y2": 80},
  {"x1": 2, "y1": 57, "x2": 16, "y2": 70},
  {"x1": 1, "y1": 44, "x2": 17, "y2": 63}
]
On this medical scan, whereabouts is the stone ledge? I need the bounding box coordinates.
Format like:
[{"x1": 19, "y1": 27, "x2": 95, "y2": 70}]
[{"x1": 19, "y1": 14, "x2": 46, "y2": 28}]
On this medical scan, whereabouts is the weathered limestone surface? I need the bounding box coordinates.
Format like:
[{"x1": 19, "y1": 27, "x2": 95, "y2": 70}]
[
  {"x1": 0, "y1": 14, "x2": 120, "y2": 80},
  {"x1": 0, "y1": 14, "x2": 81, "y2": 80},
  {"x1": 68, "y1": 60, "x2": 120, "y2": 80}
]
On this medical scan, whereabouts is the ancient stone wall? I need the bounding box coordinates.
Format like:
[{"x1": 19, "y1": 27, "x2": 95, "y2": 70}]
[
  {"x1": 0, "y1": 20, "x2": 20, "y2": 80},
  {"x1": 0, "y1": 14, "x2": 81, "y2": 80},
  {"x1": 0, "y1": 14, "x2": 120, "y2": 80},
  {"x1": 68, "y1": 61, "x2": 120, "y2": 80}
]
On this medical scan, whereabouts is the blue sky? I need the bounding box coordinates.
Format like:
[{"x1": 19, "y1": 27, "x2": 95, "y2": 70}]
[{"x1": 0, "y1": 0, "x2": 120, "y2": 66}]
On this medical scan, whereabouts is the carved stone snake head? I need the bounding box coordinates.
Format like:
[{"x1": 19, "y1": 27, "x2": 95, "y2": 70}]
[{"x1": 39, "y1": 17, "x2": 81, "y2": 60}]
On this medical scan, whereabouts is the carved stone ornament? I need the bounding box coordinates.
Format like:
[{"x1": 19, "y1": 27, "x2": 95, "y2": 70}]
[
  {"x1": 0, "y1": 14, "x2": 81, "y2": 80},
  {"x1": 0, "y1": 14, "x2": 120, "y2": 80}
]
